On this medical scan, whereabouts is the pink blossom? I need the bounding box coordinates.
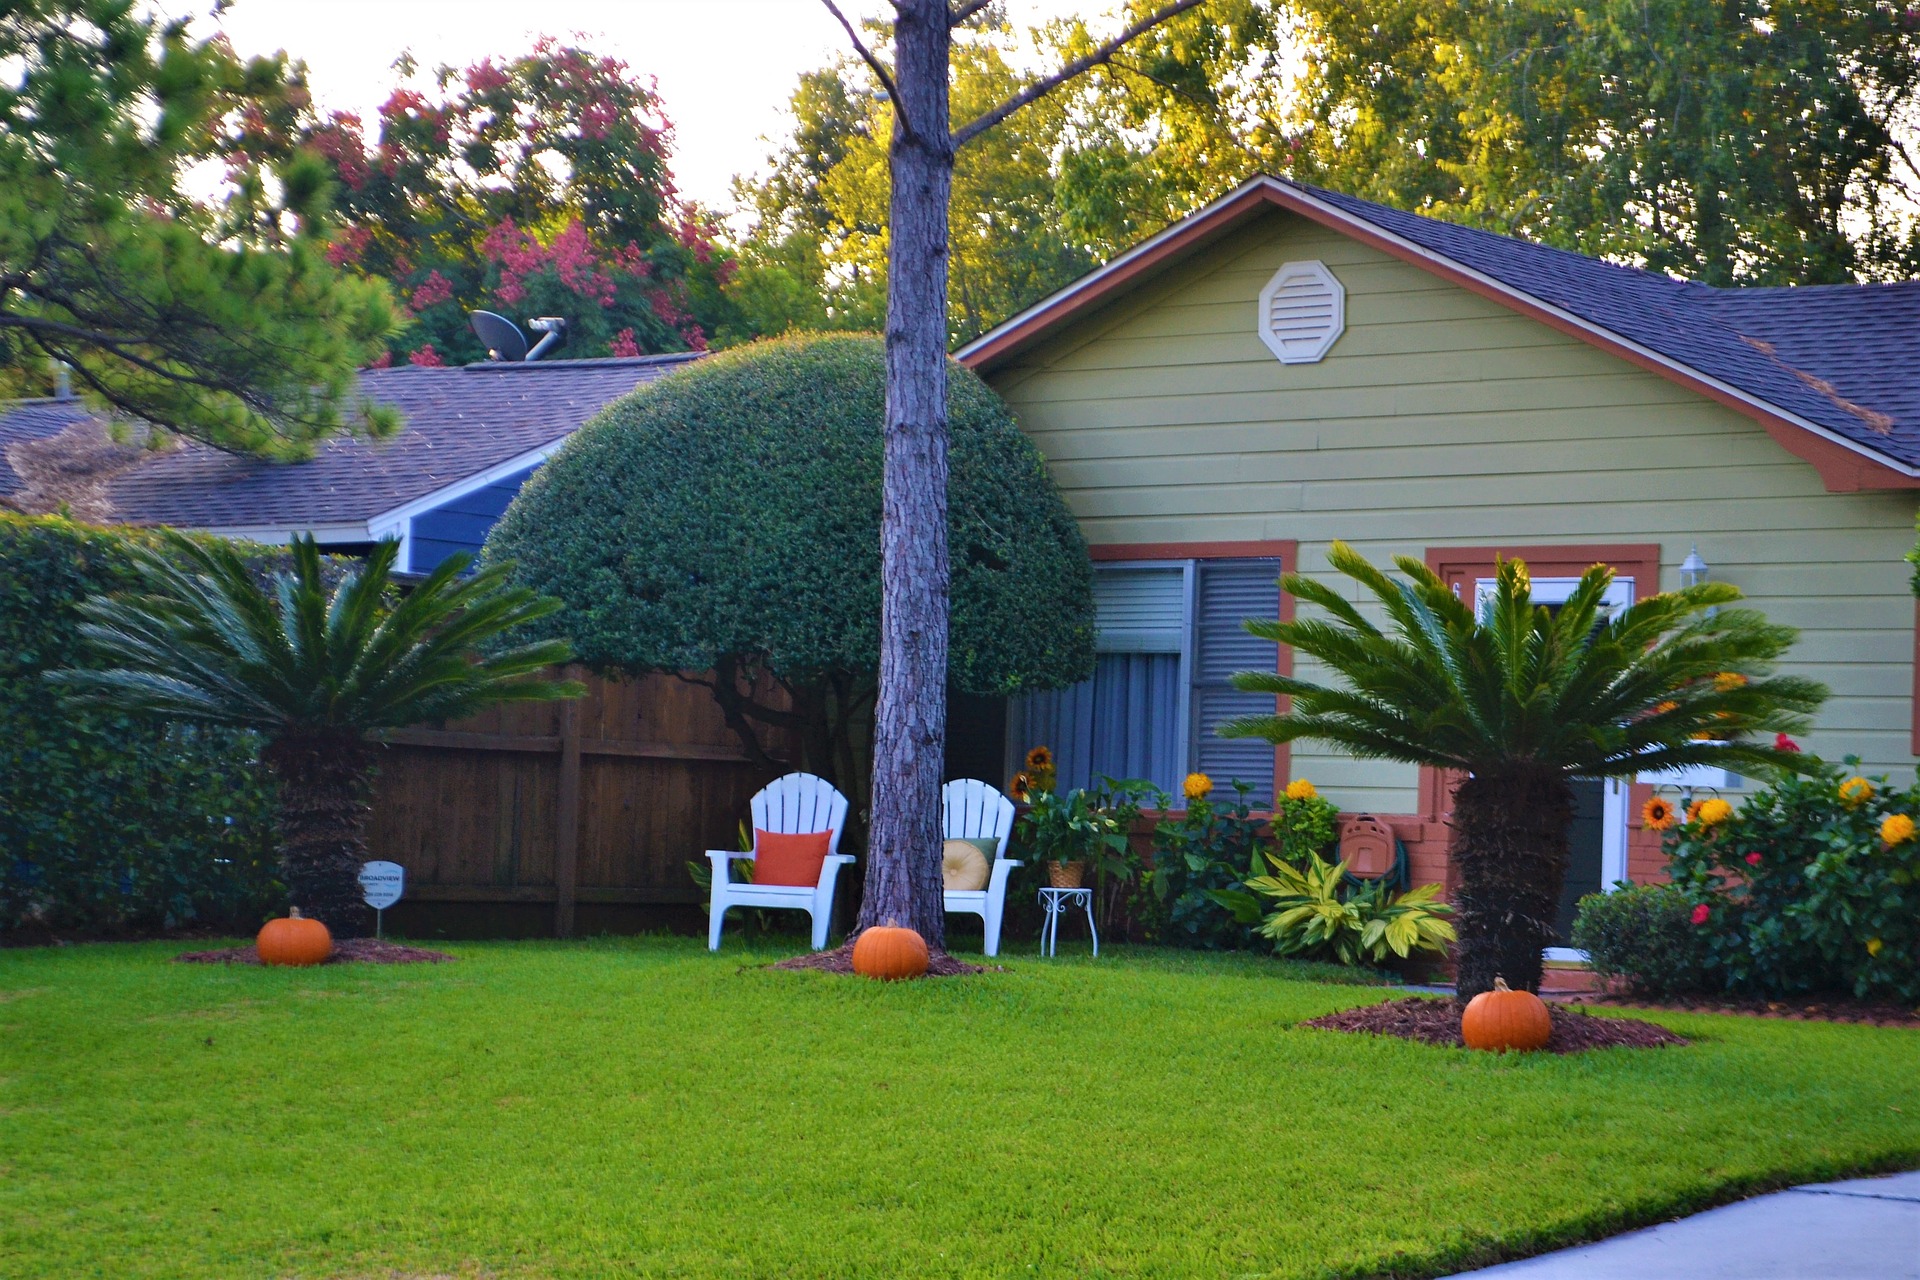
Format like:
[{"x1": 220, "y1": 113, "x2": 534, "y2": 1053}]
[
  {"x1": 1774, "y1": 733, "x2": 1801, "y2": 753},
  {"x1": 367, "y1": 349, "x2": 393, "y2": 369},
  {"x1": 409, "y1": 344, "x2": 443, "y2": 368},
  {"x1": 1744, "y1": 852, "x2": 1762, "y2": 866},
  {"x1": 324, "y1": 224, "x2": 373, "y2": 267},
  {"x1": 1690, "y1": 903, "x2": 1712, "y2": 926},
  {"x1": 409, "y1": 270, "x2": 454, "y2": 313},
  {"x1": 608, "y1": 328, "x2": 640, "y2": 358}
]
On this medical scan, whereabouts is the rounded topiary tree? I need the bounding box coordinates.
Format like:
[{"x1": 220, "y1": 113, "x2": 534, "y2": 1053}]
[{"x1": 486, "y1": 333, "x2": 1095, "y2": 941}]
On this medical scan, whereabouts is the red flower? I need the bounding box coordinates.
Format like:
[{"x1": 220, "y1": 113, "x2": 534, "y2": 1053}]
[
  {"x1": 408, "y1": 344, "x2": 443, "y2": 367},
  {"x1": 1690, "y1": 903, "x2": 1712, "y2": 926},
  {"x1": 1745, "y1": 852, "x2": 1762, "y2": 866},
  {"x1": 1774, "y1": 732, "x2": 1801, "y2": 753}
]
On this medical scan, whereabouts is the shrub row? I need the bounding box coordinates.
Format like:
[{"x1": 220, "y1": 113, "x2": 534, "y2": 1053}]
[
  {"x1": 1574, "y1": 756, "x2": 1920, "y2": 1003},
  {"x1": 0, "y1": 516, "x2": 280, "y2": 936}
]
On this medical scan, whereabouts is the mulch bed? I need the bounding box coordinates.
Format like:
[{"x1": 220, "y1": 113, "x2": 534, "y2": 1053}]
[
  {"x1": 772, "y1": 941, "x2": 992, "y2": 978},
  {"x1": 1558, "y1": 991, "x2": 1920, "y2": 1028},
  {"x1": 174, "y1": 938, "x2": 455, "y2": 966},
  {"x1": 1302, "y1": 996, "x2": 1688, "y2": 1053}
]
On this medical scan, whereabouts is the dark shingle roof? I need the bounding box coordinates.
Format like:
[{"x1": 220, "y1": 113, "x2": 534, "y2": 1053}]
[
  {"x1": 1298, "y1": 181, "x2": 1920, "y2": 469},
  {"x1": 0, "y1": 353, "x2": 699, "y2": 529}
]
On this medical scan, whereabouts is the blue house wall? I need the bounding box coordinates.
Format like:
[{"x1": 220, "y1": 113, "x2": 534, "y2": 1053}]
[{"x1": 408, "y1": 462, "x2": 541, "y2": 572}]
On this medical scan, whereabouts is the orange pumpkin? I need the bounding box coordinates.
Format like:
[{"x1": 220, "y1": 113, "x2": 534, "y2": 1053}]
[
  {"x1": 257, "y1": 908, "x2": 333, "y2": 967},
  {"x1": 1460, "y1": 976, "x2": 1552, "y2": 1053},
  {"x1": 851, "y1": 922, "x2": 929, "y2": 981}
]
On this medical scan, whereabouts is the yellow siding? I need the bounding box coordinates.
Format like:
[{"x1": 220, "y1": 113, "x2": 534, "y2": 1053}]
[{"x1": 990, "y1": 210, "x2": 1919, "y2": 815}]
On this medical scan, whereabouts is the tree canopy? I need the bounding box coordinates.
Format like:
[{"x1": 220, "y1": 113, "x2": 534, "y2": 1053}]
[
  {"x1": 0, "y1": 0, "x2": 398, "y2": 458},
  {"x1": 728, "y1": 0, "x2": 1920, "y2": 340},
  {"x1": 246, "y1": 39, "x2": 739, "y2": 364},
  {"x1": 484, "y1": 332, "x2": 1095, "y2": 786}
]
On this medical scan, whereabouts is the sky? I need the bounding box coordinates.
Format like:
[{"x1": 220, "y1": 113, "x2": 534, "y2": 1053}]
[{"x1": 171, "y1": 0, "x2": 1093, "y2": 216}]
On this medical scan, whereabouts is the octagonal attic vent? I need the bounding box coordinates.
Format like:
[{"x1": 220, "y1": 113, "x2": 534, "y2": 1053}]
[{"x1": 1257, "y1": 260, "x2": 1344, "y2": 364}]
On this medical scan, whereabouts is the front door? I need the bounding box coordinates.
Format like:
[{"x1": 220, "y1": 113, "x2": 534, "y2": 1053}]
[{"x1": 1473, "y1": 576, "x2": 1634, "y2": 953}]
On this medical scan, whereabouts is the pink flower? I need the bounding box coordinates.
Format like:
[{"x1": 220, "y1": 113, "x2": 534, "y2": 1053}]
[
  {"x1": 367, "y1": 349, "x2": 392, "y2": 369},
  {"x1": 409, "y1": 270, "x2": 454, "y2": 313},
  {"x1": 1745, "y1": 852, "x2": 1762, "y2": 866},
  {"x1": 1690, "y1": 903, "x2": 1712, "y2": 926},
  {"x1": 1774, "y1": 733, "x2": 1800, "y2": 753},
  {"x1": 607, "y1": 327, "x2": 639, "y2": 358},
  {"x1": 408, "y1": 344, "x2": 443, "y2": 368}
]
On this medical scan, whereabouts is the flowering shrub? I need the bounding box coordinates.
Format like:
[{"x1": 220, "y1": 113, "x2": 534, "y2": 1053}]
[
  {"x1": 1662, "y1": 757, "x2": 1920, "y2": 1002},
  {"x1": 1571, "y1": 884, "x2": 1715, "y2": 997},
  {"x1": 1134, "y1": 780, "x2": 1268, "y2": 950}
]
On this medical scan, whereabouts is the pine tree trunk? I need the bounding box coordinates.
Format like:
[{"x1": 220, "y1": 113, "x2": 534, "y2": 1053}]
[
  {"x1": 858, "y1": 0, "x2": 953, "y2": 947},
  {"x1": 263, "y1": 732, "x2": 376, "y2": 938},
  {"x1": 1448, "y1": 766, "x2": 1573, "y2": 999}
]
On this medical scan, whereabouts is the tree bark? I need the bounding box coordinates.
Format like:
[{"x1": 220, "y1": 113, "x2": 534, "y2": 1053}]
[
  {"x1": 1448, "y1": 766, "x2": 1574, "y2": 999},
  {"x1": 262, "y1": 732, "x2": 376, "y2": 938},
  {"x1": 857, "y1": 0, "x2": 953, "y2": 947}
]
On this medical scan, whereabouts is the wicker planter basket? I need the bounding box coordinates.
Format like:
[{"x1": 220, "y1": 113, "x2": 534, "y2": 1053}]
[{"x1": 1047, "y1": 860, "x2": 1087, "y2": 889}]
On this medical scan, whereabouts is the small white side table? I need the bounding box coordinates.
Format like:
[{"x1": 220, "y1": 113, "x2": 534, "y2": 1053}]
[{"x1": 1036, "y1": 886, "x2": 1098, "y2": 957}]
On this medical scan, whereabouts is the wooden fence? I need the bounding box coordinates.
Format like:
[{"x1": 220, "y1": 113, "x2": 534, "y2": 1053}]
[{"x1": 366, "y1": 669, "x2": 791, "y2": 938}]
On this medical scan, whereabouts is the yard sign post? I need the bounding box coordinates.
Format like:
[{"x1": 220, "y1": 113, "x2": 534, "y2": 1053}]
[{"x1": 359, "y1": 861, "x2": 405, "y2": 938}]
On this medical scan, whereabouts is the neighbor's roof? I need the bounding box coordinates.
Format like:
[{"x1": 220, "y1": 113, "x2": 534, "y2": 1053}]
[
  {"x1": 0, "y1": 352, "x2": 701, "y2": 531},
  {"x1": 957, "y1": 176, "x2": 1920, "y2": 490}
]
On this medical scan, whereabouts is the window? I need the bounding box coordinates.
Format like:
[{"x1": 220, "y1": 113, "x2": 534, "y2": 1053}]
[{"x1": 1007, "y1": 558, "x2": 1283, "y2": 802}]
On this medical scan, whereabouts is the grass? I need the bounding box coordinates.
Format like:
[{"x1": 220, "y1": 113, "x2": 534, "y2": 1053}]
[{"x1": 3, "y1": 936, "x2": 1915, "y2": 1279}]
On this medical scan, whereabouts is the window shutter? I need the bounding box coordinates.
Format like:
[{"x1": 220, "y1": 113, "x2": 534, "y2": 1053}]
[
  {"x1": 1192, "y1": 559, "x2": 1282, "y2": 803},
  {"x1": 1093, "y1": 567, "x2": 1186, "y2": 652}
]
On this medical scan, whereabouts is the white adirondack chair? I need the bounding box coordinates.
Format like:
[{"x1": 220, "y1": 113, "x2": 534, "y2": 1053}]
[
  {"x1": 942, "y1": 778, "x2": 1020, "y2": 957},
  {"x1": 707, "y1": 772, "x2": 853, "y2": 951}
]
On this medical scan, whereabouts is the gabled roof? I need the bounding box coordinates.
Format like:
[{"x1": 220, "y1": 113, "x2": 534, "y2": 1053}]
[
  {"x1": 0, "y1": 353, "x2": 700, "y2": 533},
  {"x1": 957, "y1": 176, "x2": 1920, "y2": 491}
]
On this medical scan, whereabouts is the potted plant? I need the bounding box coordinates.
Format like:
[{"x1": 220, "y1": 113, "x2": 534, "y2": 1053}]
[{"x1": 1016, "y1": 784, "x2": 1129, "y2": 889}]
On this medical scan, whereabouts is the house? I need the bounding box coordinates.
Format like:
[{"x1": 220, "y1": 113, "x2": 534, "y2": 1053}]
[
  {"x1": 958, "y1": 174, "x2": 1920, "y2": 945},
  {"x1": 0, "y1": 353, "x2": 701, "y2": 571}
]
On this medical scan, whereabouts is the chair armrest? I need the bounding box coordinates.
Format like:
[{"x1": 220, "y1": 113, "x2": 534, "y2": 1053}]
[
  {"x1": 986, "y1": 857, "x2": 1020, "y2": 894},
  {"x1": 706, "y1": 849, "x2": 753, "y2": 864}
]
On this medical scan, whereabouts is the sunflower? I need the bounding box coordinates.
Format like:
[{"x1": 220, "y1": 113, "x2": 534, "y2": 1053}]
[
  {"x1": 1024, "y1": 746, "x2": 1054, "y2": 770},
  {"x1": 1182, "y1": 772, "x2": 1213, "y2": 801},
  {"x1": 1696, "y1": 798, "x2": 1733, "y2": 827},
  {"x1": 1008, "y1": 771, "x2": 1032, "y2": 802},
  {"x1": 1712, "y1": 671, "x2": 1748, "y2": 692},
  {"x1": 1839, "y1": 776, "x2": 1875, "y2": 808},
  {"x1": 1642, "y1": 797, "x2": 1678, "y2": 831},
  {"x1": 1685, "y1": 799, "x2": 1705, "y2": 825},
  {"x1": 1881, "y1": 813, "x2": 1916, "y2": 846},
  {"x1": 1284, "y1": 778, "x2": 1318, "y2": 802}
]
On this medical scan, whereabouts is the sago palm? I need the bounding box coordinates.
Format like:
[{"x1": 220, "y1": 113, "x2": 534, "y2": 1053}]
[
  {"x1": 1223, "y1": 542, "x2": 1826, "y2": 998},
  {"x1": 52, "y1": 533, "x2": 580, "y2": 935}
]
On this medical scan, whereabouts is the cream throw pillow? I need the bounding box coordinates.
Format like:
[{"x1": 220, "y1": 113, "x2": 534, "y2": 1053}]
[{"x1": 941, "y1": 838, "x2": 991, "y2": 892}]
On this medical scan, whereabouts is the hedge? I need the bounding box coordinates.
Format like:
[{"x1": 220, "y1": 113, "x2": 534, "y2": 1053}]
[{"x1": 0, "y1": 515, "x2": 279, "y2": 936}]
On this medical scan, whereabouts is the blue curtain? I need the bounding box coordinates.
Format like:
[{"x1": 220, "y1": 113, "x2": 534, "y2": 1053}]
[{"x1": 1008, "y1": 653, "x2": 1182, "y2": 796}]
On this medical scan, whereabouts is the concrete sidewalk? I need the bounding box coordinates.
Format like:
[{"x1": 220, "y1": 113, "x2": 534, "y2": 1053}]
[{"x1": 1451, "y1": 1171, "x2": 1920, "y2": 1277}]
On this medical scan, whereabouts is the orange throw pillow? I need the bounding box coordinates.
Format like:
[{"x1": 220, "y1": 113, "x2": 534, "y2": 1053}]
[{"x1": 754, "y1": 828, "x2": 832, "y2": 886}]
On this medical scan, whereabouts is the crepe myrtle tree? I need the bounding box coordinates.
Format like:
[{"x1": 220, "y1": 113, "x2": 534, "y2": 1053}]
[
  {"x1": 818, "y1": 0, "x2": 1206, "y2": 941},
  {"x1": 1222, "y1": 544, "x2": 1827, "y2": 998},
  {"x1": 52, "y1": 534, "x2": 581, "y2": 936},
  {"x1": 485, "y1": 333, "x2": 1096, "y2": 943}
]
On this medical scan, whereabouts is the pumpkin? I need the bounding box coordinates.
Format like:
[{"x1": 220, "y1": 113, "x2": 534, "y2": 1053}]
[
  {"x1": 257, "y1": 908, "x2": 333, "y2": 967},
  {"x1": 1460, "y1": 976, "x2": 1552, "y2": 1053},
  {"x1": 851, "y1": 922, "x2": 929, "y2": 981}
]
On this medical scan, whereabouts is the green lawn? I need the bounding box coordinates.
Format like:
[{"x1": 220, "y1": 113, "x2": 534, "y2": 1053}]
[{"x1": 3, "y1": 937, "x2": 1915, "y2": 1279}]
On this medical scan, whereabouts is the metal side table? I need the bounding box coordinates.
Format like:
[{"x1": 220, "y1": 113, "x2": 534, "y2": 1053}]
[{"x1": 1036, "y1": 886, "x2": 1098, "y2": 957}]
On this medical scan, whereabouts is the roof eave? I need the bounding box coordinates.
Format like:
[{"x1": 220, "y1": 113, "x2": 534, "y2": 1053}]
[{"x1": 958, "y1": 176, "x2": 1920, "y2": 492}]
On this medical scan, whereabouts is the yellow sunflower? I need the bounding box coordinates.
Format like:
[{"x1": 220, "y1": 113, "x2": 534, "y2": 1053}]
[
  {"x1": 1024, "y1": 745, "x2": 1054, "y2": 770},
  {"x1": 1284, "y1": 778, "x2": 1318, "y2": 802},
  {"x1": 1182, "y1": 772, "x2": 1213, "y2": 801},
  {"x1": 1696, "y1": 798, "x2": 1733, "y2": 827},
  {"x1": 1008, "y1": 771, "x2": 1032, "y2": 802},
  {"x1": 1839, "y1": 776, "x2": 1875, "y2": 809},
  {"x1": 1881, "y1": 813, "x2": 1916, "y2": 846},
  {"x1": 1642, "y1": 797, "x2": 1678, "y2": 832}
]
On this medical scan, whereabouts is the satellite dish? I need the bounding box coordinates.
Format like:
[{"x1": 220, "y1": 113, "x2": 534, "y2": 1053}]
[{"x1": 469, "y1": 310, "x2": 529, "y2": 362}]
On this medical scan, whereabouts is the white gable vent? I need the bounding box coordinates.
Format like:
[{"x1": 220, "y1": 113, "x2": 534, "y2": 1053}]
[{"x1": 1256, "y1": 260, "x2": 1345, "y2": 364}]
